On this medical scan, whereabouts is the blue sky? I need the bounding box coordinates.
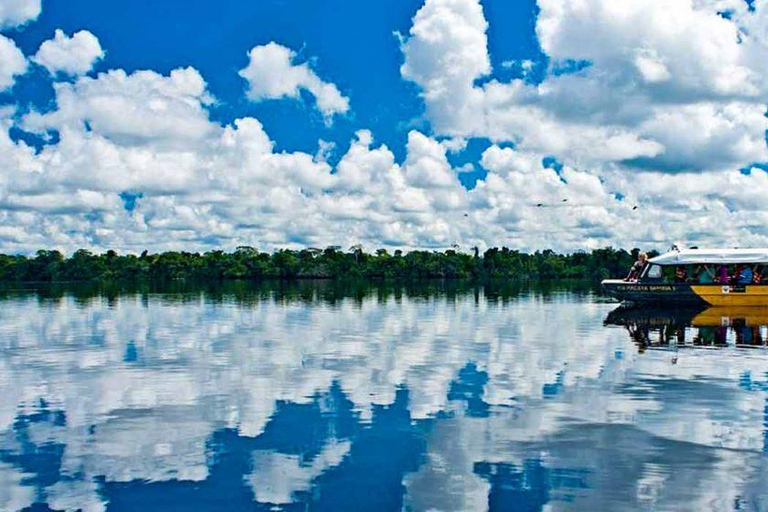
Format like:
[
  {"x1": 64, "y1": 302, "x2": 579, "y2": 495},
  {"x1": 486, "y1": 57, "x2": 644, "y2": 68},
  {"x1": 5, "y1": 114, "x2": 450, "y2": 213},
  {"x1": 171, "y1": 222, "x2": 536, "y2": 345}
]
[
  {"x1": 5, "y1": 0, "x2": 541, "y2": 167},
  {"x1": 1, "y1": 0, "x2": 768, "y2": 253}
]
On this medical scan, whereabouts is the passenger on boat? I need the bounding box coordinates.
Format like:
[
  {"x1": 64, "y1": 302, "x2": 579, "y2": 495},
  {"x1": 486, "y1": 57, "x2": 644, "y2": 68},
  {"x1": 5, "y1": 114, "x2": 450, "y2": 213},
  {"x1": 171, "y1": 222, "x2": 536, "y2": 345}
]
[
  {"x1": 752, "y1": 265, "x2": 763, "y2": 284},
  {"x1": 625, "y1": 252, "x2": 647, "y2": 282},
  {"x1": 717, "y1": 264, "x2": 729, "y2": 284},
  {"x1": 732, "y1": 265, "x2": 742, "y2": 284},
  {"x1": 696, "y1": 264, "x2": 715, "y2": 284},
  {"x1": 737, "y1": 265, "x2": 753, "y2": 285},
  {"x1": 674, "y1": 266, "x2": 687, "y2": 283}
]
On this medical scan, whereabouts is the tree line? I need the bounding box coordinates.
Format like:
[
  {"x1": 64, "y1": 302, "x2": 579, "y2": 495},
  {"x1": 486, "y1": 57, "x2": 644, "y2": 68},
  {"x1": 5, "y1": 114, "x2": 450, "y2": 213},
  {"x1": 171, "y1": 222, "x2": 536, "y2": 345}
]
[{"x1": 0, "y1": 246, "x2": 658, "y2": 282}]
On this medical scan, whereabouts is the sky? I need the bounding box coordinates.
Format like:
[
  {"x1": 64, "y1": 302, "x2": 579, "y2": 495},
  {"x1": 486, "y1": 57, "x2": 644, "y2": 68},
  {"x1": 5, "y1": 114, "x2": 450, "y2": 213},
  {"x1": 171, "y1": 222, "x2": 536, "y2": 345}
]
[{"x1": 1, "y1": 0, "x2": 768, "y2": 254}]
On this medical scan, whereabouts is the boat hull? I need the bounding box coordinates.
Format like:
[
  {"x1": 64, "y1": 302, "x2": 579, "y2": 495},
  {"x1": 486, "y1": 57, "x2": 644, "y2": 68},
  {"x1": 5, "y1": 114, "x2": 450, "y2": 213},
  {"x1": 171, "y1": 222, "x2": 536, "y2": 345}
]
[
  {"x1": 690, "y1": 285, "x2": 768, "y2": 306},
  {"x1": 603, "y1": 279, "x2": 768, "y2": 306},
  {"x1": 601, "y1": 280, "x2": 705, "y2": 305}
]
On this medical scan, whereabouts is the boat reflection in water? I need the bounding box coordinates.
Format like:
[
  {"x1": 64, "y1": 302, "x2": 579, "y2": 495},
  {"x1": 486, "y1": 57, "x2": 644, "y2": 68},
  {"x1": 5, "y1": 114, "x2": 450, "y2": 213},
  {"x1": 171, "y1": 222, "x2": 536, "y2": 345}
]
[{"x1": 605, "y1": 305, "x2": 768, "y2": 353}]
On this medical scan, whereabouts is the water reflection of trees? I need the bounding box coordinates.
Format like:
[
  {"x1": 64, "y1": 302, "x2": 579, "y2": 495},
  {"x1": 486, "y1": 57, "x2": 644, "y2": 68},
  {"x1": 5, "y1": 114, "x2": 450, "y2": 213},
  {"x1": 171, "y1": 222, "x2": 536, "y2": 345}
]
[
  {"x1": 0, "y1": 279, "x2": 597, "y2": 309},
  {"x1": 605, "y1": 306, "x2": 768, "y2": 352}
]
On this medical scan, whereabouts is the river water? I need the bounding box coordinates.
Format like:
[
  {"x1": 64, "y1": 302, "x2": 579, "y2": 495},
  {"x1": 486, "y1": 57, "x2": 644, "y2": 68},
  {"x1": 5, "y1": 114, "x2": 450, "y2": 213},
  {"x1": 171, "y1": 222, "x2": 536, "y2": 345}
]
[{"x1": 0, "y1": 281, "x2": 767, "y2": 511}]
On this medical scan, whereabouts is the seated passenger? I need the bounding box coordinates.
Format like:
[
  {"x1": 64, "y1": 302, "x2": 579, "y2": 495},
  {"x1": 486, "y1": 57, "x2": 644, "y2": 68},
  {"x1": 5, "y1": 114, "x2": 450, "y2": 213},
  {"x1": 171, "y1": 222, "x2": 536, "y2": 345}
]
[
  {"x1": 674, "y1": 266, "x2": 687, "y2": 283},
  {"x1": 753, "y1": 265, "x2": 763, "y2": 284},
  {"x1": 738, "y1": 265, "x2": 753, "y2": 285},
  {"x1": 697, "y1": 264, "x2": 715, "y2": 284},
  {"x1": 717, "y1": 265, "x2": 729, "y2": 284},
  {"x1": 731, "y1": 265, "x2": 742, "y2": 284}
]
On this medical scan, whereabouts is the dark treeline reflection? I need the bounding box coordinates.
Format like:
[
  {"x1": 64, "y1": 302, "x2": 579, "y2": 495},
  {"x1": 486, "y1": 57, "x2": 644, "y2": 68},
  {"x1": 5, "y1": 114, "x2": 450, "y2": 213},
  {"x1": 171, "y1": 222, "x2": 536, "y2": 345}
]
[
  {"x1": 0, "y1": 278, "x2": 598, "y2": 308},
  {"x1": 0, "y1": 246, "x2": 644, "y2": 282},
  {"x1": 605, "y1": 305, "x2": 768, "y2": 352}
]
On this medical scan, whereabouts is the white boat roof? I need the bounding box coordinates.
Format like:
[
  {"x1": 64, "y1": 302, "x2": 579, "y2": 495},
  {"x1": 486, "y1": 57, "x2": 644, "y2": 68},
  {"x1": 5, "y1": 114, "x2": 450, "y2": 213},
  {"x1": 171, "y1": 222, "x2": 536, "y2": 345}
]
[{"x1": 650, "y1": 248, "x2": 768, "y2": 265}]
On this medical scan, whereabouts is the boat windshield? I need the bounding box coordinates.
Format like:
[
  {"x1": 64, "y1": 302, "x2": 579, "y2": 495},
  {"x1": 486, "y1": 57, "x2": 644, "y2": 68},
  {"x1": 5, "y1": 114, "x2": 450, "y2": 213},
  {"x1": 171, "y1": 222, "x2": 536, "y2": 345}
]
[{"x1": 643, "y1": 264, "x2": 662, "y2": 280}]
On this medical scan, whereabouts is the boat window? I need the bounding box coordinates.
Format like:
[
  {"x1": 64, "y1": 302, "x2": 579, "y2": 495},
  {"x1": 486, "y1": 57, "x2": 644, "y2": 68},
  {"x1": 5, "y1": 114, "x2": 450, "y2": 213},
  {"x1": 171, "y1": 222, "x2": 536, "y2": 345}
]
[{"x1": 646, "y1": 264, "x2": 662, "y2": 279}]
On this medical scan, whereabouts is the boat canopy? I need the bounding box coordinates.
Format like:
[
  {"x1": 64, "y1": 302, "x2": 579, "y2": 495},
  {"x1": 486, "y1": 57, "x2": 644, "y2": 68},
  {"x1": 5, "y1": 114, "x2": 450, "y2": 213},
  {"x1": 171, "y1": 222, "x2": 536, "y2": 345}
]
[{"x1": 649, "y1": 248, "x2": 768, "y2": 266}]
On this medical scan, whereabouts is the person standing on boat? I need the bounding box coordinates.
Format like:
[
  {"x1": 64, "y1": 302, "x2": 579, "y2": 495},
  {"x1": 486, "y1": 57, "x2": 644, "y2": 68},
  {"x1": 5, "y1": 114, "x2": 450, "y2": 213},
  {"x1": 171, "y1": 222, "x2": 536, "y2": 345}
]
[{"x1": 625, "y1": 252, "x2": 648, "y2": 281}]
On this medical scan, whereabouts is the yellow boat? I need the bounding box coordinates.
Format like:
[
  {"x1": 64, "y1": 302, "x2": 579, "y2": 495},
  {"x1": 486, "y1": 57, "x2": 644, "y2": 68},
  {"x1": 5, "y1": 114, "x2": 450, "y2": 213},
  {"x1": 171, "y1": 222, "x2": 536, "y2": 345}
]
[{"x1": 602, "y1": 248, "x2": 768, "y2": 306}]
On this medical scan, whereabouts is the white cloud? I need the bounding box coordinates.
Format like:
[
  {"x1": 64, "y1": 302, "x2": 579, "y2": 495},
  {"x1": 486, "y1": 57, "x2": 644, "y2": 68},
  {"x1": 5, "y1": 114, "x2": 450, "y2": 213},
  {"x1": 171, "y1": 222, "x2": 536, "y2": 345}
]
[
  {"x1": 239, "y1": 42, "x2": 349, "y2": 120},
  {"x1": 401, "y1": 0, "x2": 768, "y2": 172},
  {"x1": 3, "y1": 62, "x2": 636, "y2": 253},
  {"x1": 0, "y1": 35, "x2": 27, "y2": 91},
  {"x1": 5, "y1": 60, "x2": 768, "y2": 254},
  {"x1": 400, "y1": 0, "x2": 488, "y2": 138},
  {"x1": 33, "y1": 29, "x2": 105, "y2": 76},
  {"x1": 634, "y1": 50, "x2": 671, "y2": 84},
  {"x1": 23, "y1": 67, "x2": 216, "y2": 150},
  {"x1": 3, "y1": 1, "x2": 768, "y2": 253},
  {"x1": 0, "y1": 0, "x2": 40, "y2": 29},
  {"x1": 536, "y1": 0, "x2": 767, "y2": 99}
]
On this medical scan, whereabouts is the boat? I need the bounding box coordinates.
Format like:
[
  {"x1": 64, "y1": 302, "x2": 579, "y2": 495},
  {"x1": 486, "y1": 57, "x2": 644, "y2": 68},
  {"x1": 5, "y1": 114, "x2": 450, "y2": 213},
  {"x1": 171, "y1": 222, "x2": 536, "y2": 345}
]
[{"x1": 601, "y1": 248, "x2": 768, "y2": 306}]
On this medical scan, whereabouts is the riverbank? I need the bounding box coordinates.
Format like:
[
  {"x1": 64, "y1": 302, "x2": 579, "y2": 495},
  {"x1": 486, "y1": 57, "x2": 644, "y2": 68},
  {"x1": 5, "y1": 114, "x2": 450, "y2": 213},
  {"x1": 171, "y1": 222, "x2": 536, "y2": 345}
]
[{"x1": 0, "y1": 247, "x2": 655, "y2": 283}]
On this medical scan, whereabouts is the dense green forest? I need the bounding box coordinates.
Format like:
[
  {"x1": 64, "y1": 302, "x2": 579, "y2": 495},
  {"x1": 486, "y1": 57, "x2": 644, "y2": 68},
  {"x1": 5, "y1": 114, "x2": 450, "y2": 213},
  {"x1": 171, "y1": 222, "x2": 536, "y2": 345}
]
[{"x1": 0, "y1": 246, "x2": 659, "y2": 282}]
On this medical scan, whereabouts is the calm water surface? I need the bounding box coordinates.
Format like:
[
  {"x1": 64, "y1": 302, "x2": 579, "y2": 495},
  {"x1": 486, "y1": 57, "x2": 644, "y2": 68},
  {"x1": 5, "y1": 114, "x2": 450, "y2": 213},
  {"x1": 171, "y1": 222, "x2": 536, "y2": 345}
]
[{"x1": 1, "y1": 282, "x2": 767, "y2": 511}]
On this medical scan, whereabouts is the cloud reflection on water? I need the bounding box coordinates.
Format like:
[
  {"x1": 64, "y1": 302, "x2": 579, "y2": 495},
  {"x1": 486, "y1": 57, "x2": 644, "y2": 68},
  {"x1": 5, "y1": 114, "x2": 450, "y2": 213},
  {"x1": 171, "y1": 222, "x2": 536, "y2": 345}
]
[{"x1": 0, "y1": 283, "x2": 766, "y2": 511}]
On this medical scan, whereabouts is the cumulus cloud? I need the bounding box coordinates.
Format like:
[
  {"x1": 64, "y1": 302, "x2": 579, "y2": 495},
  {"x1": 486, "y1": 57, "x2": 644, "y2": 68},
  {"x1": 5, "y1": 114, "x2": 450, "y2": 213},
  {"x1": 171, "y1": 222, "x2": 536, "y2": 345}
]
[
  {"x1": 23, "y1": 67, "x2": 216, "y2": 150},
  {"x1": 0, "y1": 35, "x2": 26, "y2": 91},
  {"x1": 239, "y1": 42, "x2": 349, "y2": 120},
  {"x1": 0, "y1": 0, "x2": 40, "y2": 29},
  {"x1": 0, "y1": 0, "x2": 39, "y2": 94},
  {"x1": 4, "y1": 57, "x2": 768, "y2": 254},
  {"x1": 536, "y1": 0, "x2": 767, "y2": 99},
  {"x1": 33, "y1": 29, "x2": 105, "y2": 76},
  {"x1": 401, "y1": 0, "x2": 768, "y2": 172},
  {"x1": 2, "y1": 62, "x2": 643, "y2": 253},
  {"x1": 3, "y1": 0, "x2": 768, "y2": 253}
]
